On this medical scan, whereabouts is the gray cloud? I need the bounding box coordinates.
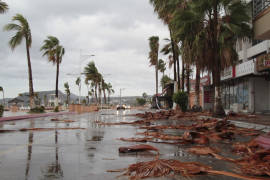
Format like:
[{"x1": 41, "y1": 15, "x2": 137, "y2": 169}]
[{"x1": 0, "y1": 0, "x2": 170, "y2": 98}]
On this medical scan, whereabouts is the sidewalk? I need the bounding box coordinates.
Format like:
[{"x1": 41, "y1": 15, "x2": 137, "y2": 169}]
[{"x1": 0, "y1": 111, "x2": 74, "y2": 122}]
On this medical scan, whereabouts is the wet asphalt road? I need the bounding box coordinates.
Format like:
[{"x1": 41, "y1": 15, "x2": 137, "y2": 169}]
[{"x1": 0, "y1": 110, "x2": 242, "y2": 180}]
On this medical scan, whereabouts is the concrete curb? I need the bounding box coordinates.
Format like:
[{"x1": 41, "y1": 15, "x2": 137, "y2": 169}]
[
  {"x1": 199, "y1": 116, "x2": 270, "y2": 133},
  {"x1": 228, "y1": 120, "x2": 270, "y2": 133},
  {"x1": 0, "y1": 112, "x2": 75, "y2": 122}
]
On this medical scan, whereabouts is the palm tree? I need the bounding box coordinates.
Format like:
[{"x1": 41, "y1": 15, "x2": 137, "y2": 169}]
[
  {"x1": 106, "y1": 83, "x2": 114, "y2": 104},
  {"x1": 4, "y1": 14, "x2": 35, "y2": 109},
  {"x1": 160, "y1": 75, "x2": 172, "y2": 90},
  {"x1": 149, "y1": 0, "x2": 186, "y2": 90},
  {"x1": 101, "y1": 79, "x2": 107, "y2": 104},
  {"x1": 64, "y1": 82, "x2": 70, "y2": 105},
  {"x1": 75, "y1": 77, "x2": 81, "y2": 103},
  {"x1": 148, "y1": 36, "x2": 159, "y2": 95},
  {"x1": 0, "y1": 86, "x2": 4, "y2": 106},
  {"x1": 172, "y1": 0, "x2": 251, "y2": 115},
  {"x1": 84, "y1": 61, "x2": 100, "y2": 104},
  {"x1": 158, "y1": 59, "x2": 166, "y2": 77},
  {"x1": 40, "y1": 36, "x2": 65, "y2": 107},
  {"x1": 0, "y1": 0, "x2": 8, "y2": 14}
]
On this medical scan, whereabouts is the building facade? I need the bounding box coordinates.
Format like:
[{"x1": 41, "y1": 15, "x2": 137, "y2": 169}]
[{"x1": 202, "y1": 0, "x2": 270, "y2": 113}]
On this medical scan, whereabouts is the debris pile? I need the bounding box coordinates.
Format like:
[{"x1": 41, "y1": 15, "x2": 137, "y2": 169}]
[{"x1": 108, "y1": 110, "x2": 270, "y2": 179}]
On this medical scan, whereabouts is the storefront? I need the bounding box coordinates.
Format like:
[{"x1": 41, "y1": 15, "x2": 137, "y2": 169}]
[{"x1": 221, "y1": 78, "x2": 249, "y2": 111}]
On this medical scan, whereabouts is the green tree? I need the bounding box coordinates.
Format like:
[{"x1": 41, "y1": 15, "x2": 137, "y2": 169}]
[
  {"x1": 84, "y1": 62, "x2": 100, "y2": 103},
  {"x1": 40, "y1": 36, "x2": 65, "y2": 107},
  {"x1": 75, "y1": 77, "x2": 81, "y2": 103},
  {"x1": 148, "y1": 36, "x2": 159, "y2": 95},
  {"x1": 64, "y1": 82, "x2": 70, "y2": 105},
  {"x1": 142, "y1": 92, "x2": 148, "y2": 100},
  {"x1": 160, "y1": 75, "x2": 172, "y2": 89},
  {"x1": 158, "y1": 59, "x2": 166, "y2": 76},
  {"x1": 0, "y1": 0, "x2": 8, "y2": 14},
  {"x1": 136, "y1": 98, "x2": 146, "y2": 106},
  {"x1": 174, "y1": 0, "x2": 251, "y2": 115},
  {"x1": 149, "y1": 0, "x2": 182, "y2": 89},
  {"x1": 0, "y1": 86, "x2": 4, "y2": 106},
  {"x1": 4, "y1": 14, "x2": 35, "y2": 108},
  {"x1": 106, "y1": 83, "x2": 114, "y2": 104}
]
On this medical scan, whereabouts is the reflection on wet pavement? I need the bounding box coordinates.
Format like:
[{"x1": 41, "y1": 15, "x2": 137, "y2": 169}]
[{"x1": 0, "y1": 110, "x2": 243, "y2": 180}]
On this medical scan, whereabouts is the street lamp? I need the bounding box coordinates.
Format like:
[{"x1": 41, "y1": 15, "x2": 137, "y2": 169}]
[
  {"x1": 79, "y1": 53, "x2": 95, "y2": 104},
  {"x1": 66, "y1": 51, "x2": 95, "y2": 104},
  {"x1": 120, "y1": 88, "x2": 125, "y2": 105}
]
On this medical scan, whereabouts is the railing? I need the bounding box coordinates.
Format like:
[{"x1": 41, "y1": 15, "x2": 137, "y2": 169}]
[{"x1": 253, "y1": 0, "x2": 270, "y2": 18}]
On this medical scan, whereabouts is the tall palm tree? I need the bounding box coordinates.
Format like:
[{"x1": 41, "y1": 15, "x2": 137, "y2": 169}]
[
  {"x1": 101, "y1": 79, "x2": 107, "y2": 104},
  {"x1": 149, "y1": 0, "x2": 186, "y2": 90},
  {"x1": 64, "y1": 82, "x2": 70, "y2": 105},
  {"x1": 158, "y1": 59, "x2": 166, "y2": 77},
  {"x1": 0, "y1": 86, "x2": 4, "y2": 106},
  {"x1": 4, "y1": 14, "x2": 35, "y2": 109},
  {"x1": 148, "y1": 36, "x2": 159, "y2": 95},
  {"x1": 172, "y1": 0, "x2": 251, "y2": 115},
  {"x1": 40, "y1": 36, "x2": 65, "y2": 107},
  {"x1": 106, "y1": 83, "x2": 114, "y2": 104},
  {"x1": 0, "y1": 0, "x2": 8, "y2": 14},
  {"x1": 84, "y1": 61, "x2": 100, "y2": 104},
  {"x1": 75, "y1": 77, "x2": 81, "y2": 103}
]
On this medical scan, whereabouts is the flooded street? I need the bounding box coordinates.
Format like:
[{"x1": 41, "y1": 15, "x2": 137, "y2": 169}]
[{"x1": 0, "y1": 110, "x2": 244, "y2": 180}]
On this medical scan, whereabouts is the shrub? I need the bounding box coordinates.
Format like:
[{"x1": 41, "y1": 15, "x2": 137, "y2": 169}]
[
  {"x1": 54, "y1": 106, "x2": 59, "y2": 112},
  {"x1": 136, "y1": 98, "x2": 146, "y2": 106},
  {"x1": 30, "y1": 106, "x2": 45, "y2": 113},
  {"x1": 173, "y1": 91, "x2": 188, "y2": 112},
  {"x1": 0, "y1": 105, "x2": 4, "y2": 117}
]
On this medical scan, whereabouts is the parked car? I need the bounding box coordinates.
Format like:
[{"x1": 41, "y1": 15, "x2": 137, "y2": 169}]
[{"x1": 116, "y1": 104, "x2": 126, "y2": 110}]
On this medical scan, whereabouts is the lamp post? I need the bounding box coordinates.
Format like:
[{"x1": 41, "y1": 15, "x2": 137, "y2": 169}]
[
  {"x1": 79, "y1": 52, "x2": 95, "y2": 104},
  {"x1": 66, "y1": 51, "x2": 94, "y2": 104},
  {"x1": 119, "y1": 88, "x2": 125, "y2": 106}
]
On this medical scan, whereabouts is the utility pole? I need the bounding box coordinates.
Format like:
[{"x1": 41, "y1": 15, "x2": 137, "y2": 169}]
[
  {"x1": 119, "y1": 88, "x2": 125, "y2": 105},
  {"x1": 78, "y1": 50, "x2": 95, "y2": 104}
]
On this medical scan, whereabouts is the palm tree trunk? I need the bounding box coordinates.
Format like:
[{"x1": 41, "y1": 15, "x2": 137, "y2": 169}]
[
  {"x1": 169, "y1": 27, "x2": 177, "y2": 83},
  {"x1": 181, "y1": 61, "x2": 185, "y2": 91},
  {"x1": 2, "y1": 90, "x2": 5, "y2": 107},
  {"x1": 195, "y1": 64, "x2": 200, "y2": 107},
  {"x1": 155, "y1": 64, "x2": 158, "y2": 95},
  {"x1": 55, "y1": 60, "x2": 59, "y2": 107},
  {"x1": 186, "y1": 64, "x2": 190, "y2": 95},
  {"x1": 94, "y1": 85, "x2": 98, "y2": 103},
  {"x1": 103, "y1": 89, "x2": 107, "y2": 104},
  {"x1": 98, "y1": 85, "x2": 101, "y2": 104},
  {"x1": 212, "y1": 0, "x2": 225, "y2": 117},
  {"x1": 25, "y1": 39, "x2": 35, "y2": 109},
  {"x1": 176, "y1": 56, "x2": 180, "y2": 90}
]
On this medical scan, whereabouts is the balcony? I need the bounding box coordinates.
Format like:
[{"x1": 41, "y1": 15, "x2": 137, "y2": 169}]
[{"x1": 253, "y1": 0, "x2": 270, "y2": 39}]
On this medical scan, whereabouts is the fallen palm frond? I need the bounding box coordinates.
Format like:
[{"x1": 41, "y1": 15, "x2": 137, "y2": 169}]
[
  {"x1": 119, "y1": 144, "x2": 159, "y2": 153},
  {"x1": 236, "y1": 149, "x2": 270, "y2": 177},
  {"x1": 0, "y1": 129, "x2": 16, "y2": 133},
  {"x1": 109, "y1": 157, "x2": 261, "y2": 180},
  {"x1": 51, "y1": 118, "x2": 76, "y2": 123},
  {"x1": 97, "y1": 120, "x2": 146, "y2": 125},
  {"x1": 188, "y1": 146, "x2": 235, "y2": 162},
  {"x1": 19, "y1": 127, "x2": 85, "y2": 131},
  {"x1": 118, "y1": 137, "x2": 153, "y2": 143},
  {"x1": 140, "y1": 125, "x2": 192, "y2": 130},
  {"x1": 137, "y1": 131, "x2": 182, "y2": 141}
]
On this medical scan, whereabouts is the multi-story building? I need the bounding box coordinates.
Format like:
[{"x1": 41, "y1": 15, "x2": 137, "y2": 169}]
[{"x1": 202, "y1": 0, "x2": 270, "y2": 113}]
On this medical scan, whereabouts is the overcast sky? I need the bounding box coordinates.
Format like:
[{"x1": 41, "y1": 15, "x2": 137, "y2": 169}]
[{"x1": 0, "y1": 0, "x2": 171, "y2": 98}]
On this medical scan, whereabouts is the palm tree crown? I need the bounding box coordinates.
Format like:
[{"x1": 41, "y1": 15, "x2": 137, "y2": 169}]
[{"x1": 0, "y1": 0, "x2": 8, "y2": 14}]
